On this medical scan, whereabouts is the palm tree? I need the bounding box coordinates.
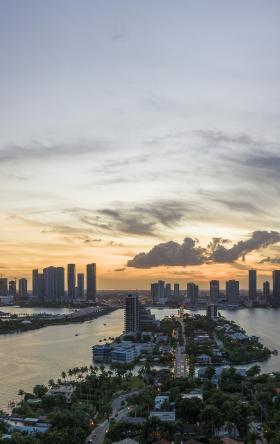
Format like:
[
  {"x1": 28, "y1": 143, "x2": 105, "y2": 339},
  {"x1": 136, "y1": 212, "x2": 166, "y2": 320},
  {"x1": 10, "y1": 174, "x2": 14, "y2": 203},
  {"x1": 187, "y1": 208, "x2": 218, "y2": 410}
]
[
  {"x1": 61, "y1": 371, "x2": 67, "y2": 382},
  {"x1": 48, "y1": 379, "x2": 55, "y2": 388}
]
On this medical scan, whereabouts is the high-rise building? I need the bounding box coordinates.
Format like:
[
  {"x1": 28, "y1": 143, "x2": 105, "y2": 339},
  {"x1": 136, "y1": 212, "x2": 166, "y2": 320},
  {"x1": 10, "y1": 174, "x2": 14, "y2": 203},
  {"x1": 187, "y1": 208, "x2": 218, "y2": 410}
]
[
  {"x1": 43, "y1": 267, "x2": 64, "y2": 303},
  {"x1": 77, "y1": 273, "x2": 85, "y2": 299},
  {"x1": 210, "y1": 280, "x2": 219, "y2": 304},
  {"x1": 165, "y1": 283, "x2": 171, "y2": 301},
  {"x1": 150, "y1": 281, "x2": 167, "y2": 304},
  {"x1": 124, "y1": 294, "x2": 157, "y2": 333},
  {"x1": 43, "y1": 267, "x2": 56, "y2": 302},
  {"x1": 249, "y1": 269, "x2": 257, "y2": 302},
  {"x1": 86, "y1": 263, "x2": 96, "y2": 302},
  {"x1": 174, "y1": 283, "x2": 180, "y2": 299},
  {"x1": 37, "y1": 273, "x2": 45, "y2": 300},
  {"x1": 187, "y1": 282, "x2": 199, "y2": 307},
  {"x1": 273, "y1": 270, "x2": 280, "y2": 306},
  {"x1": 8, "y1": 280, "x2": 17, "y2": 297},
  {"x1": 0, "y1": 278, "x2": 8, "y2": 296},
  {"x1": 226, "y1": 280, "x2": 239, "y2": 306},
  {"x1": 124, "y1": 294, "x2": 139, "y2": 333},
  {"x1": 207, "y1": 304, "x2": 218, "y2": 320},
  {"x1": 19, "y1": 278, "x2": 28, "y2": 298},
  {"x1": 32, "y1": 269, "x2": 39, "y2": 297},
  {"x1": 151, "y1": 282, "x2": 158, "y2": 305},
  {"x1": 56, "y1": 267, "x2": 65, "y2": 303},
  {"x1": 263, "y1": 281, "x2": 270, "y2": 304},
  {"x1": 68, "y1": 264, "x2": 76, "y2": 301}
]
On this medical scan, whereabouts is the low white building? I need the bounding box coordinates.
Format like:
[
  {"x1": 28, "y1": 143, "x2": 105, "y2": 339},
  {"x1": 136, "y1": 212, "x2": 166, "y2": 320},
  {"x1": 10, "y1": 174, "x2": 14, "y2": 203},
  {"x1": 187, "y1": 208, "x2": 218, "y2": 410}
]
[{"x1": 47, "y1": 384, "x2": 74, "y2": 403}]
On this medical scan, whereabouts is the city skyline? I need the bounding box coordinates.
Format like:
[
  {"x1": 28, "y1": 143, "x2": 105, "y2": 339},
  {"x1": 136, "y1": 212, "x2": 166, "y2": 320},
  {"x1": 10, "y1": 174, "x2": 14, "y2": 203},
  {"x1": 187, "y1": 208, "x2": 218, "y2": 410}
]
[{"x1": 1, "y1": 1, "x2": 280, "y2": 288}]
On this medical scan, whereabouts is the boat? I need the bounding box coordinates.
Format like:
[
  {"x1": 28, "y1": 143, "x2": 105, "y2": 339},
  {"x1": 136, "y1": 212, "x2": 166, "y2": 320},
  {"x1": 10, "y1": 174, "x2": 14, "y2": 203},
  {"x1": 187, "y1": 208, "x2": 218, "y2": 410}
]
[
  {"x1": 272, "y1": 349, "x2": 278, "y2": 355},
  {"x1": 103, "y1": 323, "x2": 107, "y2": 326},
  {"x1": 75, "y1": 333, "x2": 79, "y2": 337}
]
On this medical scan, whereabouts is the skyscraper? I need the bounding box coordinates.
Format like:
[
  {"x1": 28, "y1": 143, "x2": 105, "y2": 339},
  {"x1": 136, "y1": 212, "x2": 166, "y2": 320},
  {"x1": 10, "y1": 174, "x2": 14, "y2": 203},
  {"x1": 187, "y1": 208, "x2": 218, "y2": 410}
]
[
  {"x1": 263, "y1": 281, "x2": 270, "y2": 304},
  {"x1": 174, "y1": 283, "x2": 180, "y2": 299},
  {"x1": 0, "y1": 278, "x2": 8, "y2": 296},
  {"x1": 19, "y1": 278, "x2": 28, "y2": 298},
  {"x1": 77, "y1": 273, "x2": 85, "y2": 299},
  {"x1": 124, "y1": 294, "x2": 139, "y2": 333},
  {"x1": 249, "y1": 269, "x2": 257, "y2": 302},
  {"x1": 165, "y1": 283, "x2": 171, "y2": 301},
  {"x1": 32, "y1": 269, "x2": 39, "y2": 297},
  {"x1": 86, "y1": 263, "x2": 96, "y2": 302},
  {"x1": 226, "y1": 280, "x2": 239, "y2": 306},
  {"x1": 273, "y1": 270, "x2": 280, "y2": 306},
  {"x1": 56, "y1": 267, "x2": 65, "y2": 303},
  {"x1": 43, "y1": 267, "x2": 56, "y2": 302},
  {"x1": 8, "y1": 280, "x2": 16, "y2": 297},
  {"x1": 68, "y1": 264, "x2": 76, "y2": 302},
  {"x1": 187, "y1": 282, "x2": 199, "y2": 307},
  {"x1": 210, "y1": 280, "x2": 219, "y2": 304}
]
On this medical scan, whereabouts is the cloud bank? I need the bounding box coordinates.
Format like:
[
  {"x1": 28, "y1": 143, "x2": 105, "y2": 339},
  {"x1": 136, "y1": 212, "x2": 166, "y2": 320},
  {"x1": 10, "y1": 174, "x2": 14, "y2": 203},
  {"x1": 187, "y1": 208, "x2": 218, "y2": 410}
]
[{"x1": 127, "y1": 231, "x2": 280, "y2": 268}]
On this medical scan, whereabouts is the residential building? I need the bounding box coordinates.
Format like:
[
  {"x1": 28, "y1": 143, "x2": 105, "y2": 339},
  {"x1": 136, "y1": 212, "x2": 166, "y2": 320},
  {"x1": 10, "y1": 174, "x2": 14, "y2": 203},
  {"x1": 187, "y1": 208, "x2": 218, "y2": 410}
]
[
  {"x1": 249, "y1": 269, "x2": 257, "y2": 303},
  {"x1": 124, "y1": 294, "x2": 139, "y2": 333},
  {"x1": 87, "y1": 263, "x2": 96, "y2": 302},
  {"x1": 67, "y1": 264, "x2": 76, "y2": 302},
  {"x1": 210, "y1": 280, "x2": 219, "y2": 304},
  {"x1": 8, "y1": 280, "x2": 16, "y2": 297},
  {"x1": 263, "y1": 280, "x2": 270, "y2": 304},
  {"x1": 273, "y1": 270, "x2": 280, "y2": 306},
  {"x1": 32, "y1": 269, "x2": 39, "y2": 297},
  {"x1": 174, "y1": 283, "x2": 180, "y2": 299},
  {"x1": 18, "y1": 278, "x2": 28, "y2": 298},
  {"x1": 77, "y1": 273, "x2": 85, "y2": 299},
  {"x1": 0, "y1": 278, "x2": 8, "y2": 296},
  {"x1": 47, "y1": 384, "x2": 74, "y2": 403},
  {"x1": 226, "y1": 280, "x2": 239, "y2": 306},
  {"x1": 187, "y1": 282, "x2": 199, "y2": 307},
  {"x1": 207, "y1": 304, "x2": 218, "y2": 319}
]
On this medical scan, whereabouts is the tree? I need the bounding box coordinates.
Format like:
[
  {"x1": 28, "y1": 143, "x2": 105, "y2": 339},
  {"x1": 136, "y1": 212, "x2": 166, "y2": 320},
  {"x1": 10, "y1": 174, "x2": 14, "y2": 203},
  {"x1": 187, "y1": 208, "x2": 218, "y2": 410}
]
[{"x1": 246, "y1": 365, "x2": 261, "y2": 378}]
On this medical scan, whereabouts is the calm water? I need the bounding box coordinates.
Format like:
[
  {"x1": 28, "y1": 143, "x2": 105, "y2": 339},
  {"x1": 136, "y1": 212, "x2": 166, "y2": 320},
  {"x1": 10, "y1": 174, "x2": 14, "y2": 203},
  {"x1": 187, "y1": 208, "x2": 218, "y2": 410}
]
[
  {"x1": 1, "y1": 306, "x2": 280, "y2": 411},
  {"x1": 0, "y1": 308, "x2": 124, "y2": 410}
]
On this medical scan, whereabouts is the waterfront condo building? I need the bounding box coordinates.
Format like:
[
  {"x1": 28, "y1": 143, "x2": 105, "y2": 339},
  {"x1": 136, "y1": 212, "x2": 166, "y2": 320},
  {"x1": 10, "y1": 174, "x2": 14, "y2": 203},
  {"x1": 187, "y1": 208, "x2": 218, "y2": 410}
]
[
  {"x1": 86, "y1": 263, "x2": 96, "y2": 302},
  {"x1": 19, "y1": 278, "x2": 28, "y2": 298},
  {"x1": 249, "y1": 269, "x2": 257, "y2": 303},
  {"x1": 210, "y1": 280, "x2": 219, "y2": 304},
  {"x1": 67, "y1": 264, "x2": 76, "y2": 302}
]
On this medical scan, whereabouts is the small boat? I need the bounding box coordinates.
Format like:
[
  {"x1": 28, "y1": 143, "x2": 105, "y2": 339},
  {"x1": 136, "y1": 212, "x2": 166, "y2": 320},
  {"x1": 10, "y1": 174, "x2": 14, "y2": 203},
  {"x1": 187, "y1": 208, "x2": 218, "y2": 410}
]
[
  {"x1": 75, "y1": 333, "x2": 79, "y2": 337},
  {"x1": 103, "y1": 323, "x2": 107, "y2": 326},
  {"x1": 272, "y1": 349, "x2": 278, "y2": 355}
]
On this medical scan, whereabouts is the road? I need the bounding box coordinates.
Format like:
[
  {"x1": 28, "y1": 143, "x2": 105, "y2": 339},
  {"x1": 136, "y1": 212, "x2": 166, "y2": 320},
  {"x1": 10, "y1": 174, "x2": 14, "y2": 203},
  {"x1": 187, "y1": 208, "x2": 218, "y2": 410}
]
[
  {"x1": 85, "y1": 390, "x2": 140, "y2": 444},
  {"x1": 174, "y1": 318, "x2": 187, "y2": 378}
]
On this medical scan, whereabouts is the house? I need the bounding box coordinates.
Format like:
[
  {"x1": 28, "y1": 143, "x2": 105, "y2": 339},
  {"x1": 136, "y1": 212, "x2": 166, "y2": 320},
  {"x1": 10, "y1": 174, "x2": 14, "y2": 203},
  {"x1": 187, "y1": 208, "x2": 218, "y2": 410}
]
[
  {"x1": 5, "y1": 417, "x2": 50, "y2": 436},
  {"x1": 196, "y1": 354, "x2": 211, "y2": 364},
  {"x1": 154, "y1": 395, "x2": 169, "y2": 410},
  {"x1": 182, "y1": 389, "x2": 203, "y2": 400},
  {"x1": 150, "y1": 410, "x2": 176, "y2": 422},
  {"x1": 150, "y1": 395, "x2": 176, "y2": 422},
  {"x1": 47, "y1": 384, "x2": 74, "y2": 403}
]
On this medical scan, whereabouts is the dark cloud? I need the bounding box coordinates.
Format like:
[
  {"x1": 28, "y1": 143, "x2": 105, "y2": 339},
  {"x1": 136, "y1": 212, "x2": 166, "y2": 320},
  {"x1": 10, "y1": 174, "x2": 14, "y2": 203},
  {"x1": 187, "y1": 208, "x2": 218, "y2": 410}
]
[
  {"x1": 209, "y1": 231, "x2": 280, "y2": 263},
  {"x1": 71, "y1": 200, "x2": 189, "y2": 236},
  {"x1": 259, "y1": 256, "x2": 280, "y2": 264},
  {"x1": 127, "y1": 237, "x2": 206, "y2": 268},
  {"x1": 127, "y1": 231, "x2": 280, "y2": 268}
]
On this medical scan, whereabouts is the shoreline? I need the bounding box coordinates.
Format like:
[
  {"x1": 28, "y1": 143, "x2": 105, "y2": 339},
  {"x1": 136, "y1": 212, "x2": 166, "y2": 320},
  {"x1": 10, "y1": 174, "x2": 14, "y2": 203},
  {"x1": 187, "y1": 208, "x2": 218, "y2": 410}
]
[{"x1": 0, "y1": 306, "x2": 119, "y2": 336}]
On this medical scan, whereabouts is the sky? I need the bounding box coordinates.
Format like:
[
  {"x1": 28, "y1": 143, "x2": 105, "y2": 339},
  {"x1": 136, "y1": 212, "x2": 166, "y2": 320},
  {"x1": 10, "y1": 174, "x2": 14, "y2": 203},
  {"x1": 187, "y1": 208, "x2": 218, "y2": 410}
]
[{"x1": 1, "y1": 0, "x2": 280, "y2": 289}]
